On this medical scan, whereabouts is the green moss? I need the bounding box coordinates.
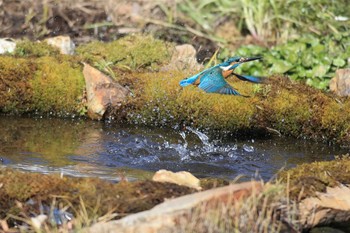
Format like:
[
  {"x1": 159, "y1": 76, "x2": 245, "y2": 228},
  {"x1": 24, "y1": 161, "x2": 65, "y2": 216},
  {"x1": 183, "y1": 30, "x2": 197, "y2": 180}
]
[
  {"x1": 123, "y1": 72, "x2": 350, "y2": 144},
  {"x1": 76, "y1": 34, "x2": 173, "y2": 71},
  {"x1": 268, "y1": 89, "x2": 311, "y2": 135},
  {"x1": 278, "y1": 156, "x2": 350, "y2": 200},
  {"x1": 0, "y1": 55, "x2": 85, "y2": 115},
  {"x1": 30, "y1": 56, "x2": 85, "y2": 114},
  {"x1": 200, "y1": 177, "x2": 230, "y2": 190},
  {"x1": 14, "y1": 39, "x2": 60, "y2": 57},
  {"x1": 320, "y1": 100, "x2": 350, "y2": 142},
  {"x1": 2, "y1": 36, "x2": 350, "y2": 145},
  {"x1": 126, "y1": 71, "x2": 259, "y2": 133},
  {"x1": 0, "y1": 56, "x2": 36, "y2": 113}
]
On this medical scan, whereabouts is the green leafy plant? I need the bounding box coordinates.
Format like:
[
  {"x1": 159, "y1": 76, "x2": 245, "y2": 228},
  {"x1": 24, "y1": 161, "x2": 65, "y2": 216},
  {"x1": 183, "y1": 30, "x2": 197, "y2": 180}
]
[{"x1": 225, "y1": 32, "x2": 350, "y2": 90}]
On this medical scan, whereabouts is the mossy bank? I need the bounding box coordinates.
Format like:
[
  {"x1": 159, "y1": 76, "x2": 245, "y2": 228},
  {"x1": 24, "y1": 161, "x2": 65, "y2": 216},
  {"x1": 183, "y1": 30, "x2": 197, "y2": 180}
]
[
  {"x1": 126, "y1": 71, "x2": 350, "y2": 145},
  {"x1": 2, "y1": 157, "x2": 350, "y2": 230},
  {"x1": 278, "y1": 155, "x2": 350, "y2": 200},
  {"x1": 0, "y1": 54, "x2": 84, "y2": 115},
  {"x1": 0, "y1": 167, "x2": 229, "y2": 227},
  {"x1": 0, "y1": 35, "x2": 349, "y2": 145},
  {"x1": 0, "y1": 35, "x2": 172, "y2": 116}
]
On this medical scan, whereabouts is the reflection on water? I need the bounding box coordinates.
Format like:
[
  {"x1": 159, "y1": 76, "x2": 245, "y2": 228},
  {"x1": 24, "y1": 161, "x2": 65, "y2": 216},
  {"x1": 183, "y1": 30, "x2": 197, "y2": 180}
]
[{"x1": 0, "y1": 115, "x2": 348, "y2": 181}]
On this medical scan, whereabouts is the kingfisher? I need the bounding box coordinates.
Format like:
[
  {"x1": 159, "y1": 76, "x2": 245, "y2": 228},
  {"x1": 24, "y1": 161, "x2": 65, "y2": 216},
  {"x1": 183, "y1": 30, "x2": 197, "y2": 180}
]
[{"x1": 179, "y1": 56, "x2": 262, "y2": 96}]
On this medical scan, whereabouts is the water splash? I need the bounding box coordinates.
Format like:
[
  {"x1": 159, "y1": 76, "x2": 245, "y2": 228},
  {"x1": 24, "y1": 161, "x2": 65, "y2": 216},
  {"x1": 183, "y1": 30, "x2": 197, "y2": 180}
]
[
  {"x1": 186, "y1": 127, "x2": 214, "y2": 152},
  {"x1": 161, "y1": 127, "x2": 240, "y2": 162},
  {"x1": 179, "y1": 131, "x2": 188, "y2": 149},
  {"x1": 243, "y1": 144, "x2": 254, "y2": 152},
  {"x1": 163, "y1": 130, "x2": 190, "y2": 161}
]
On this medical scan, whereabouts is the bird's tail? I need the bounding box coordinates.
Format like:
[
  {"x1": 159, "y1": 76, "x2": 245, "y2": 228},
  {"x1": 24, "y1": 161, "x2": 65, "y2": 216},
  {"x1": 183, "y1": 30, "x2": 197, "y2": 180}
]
[
  {"x1": 232, "y1": 72, "x2": 263, "y2": 83},
  {"x1": 179, "y1": 74, "x2": 200, "y2": 87}
]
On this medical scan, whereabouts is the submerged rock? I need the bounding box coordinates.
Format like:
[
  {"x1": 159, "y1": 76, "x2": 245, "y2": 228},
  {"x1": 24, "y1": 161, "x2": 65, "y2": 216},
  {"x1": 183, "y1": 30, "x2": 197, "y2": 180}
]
[
  {"x1": 330, "y1": 68, "x2": 350, "y2": 96},
  {"x1": 83, "y1": 63, "x2": 130, "y2": 120},
  {"x1": 45, "y1": 36, "x2": 75, "y2": 55},
  {"x1": 152, "y1": 169, "x2": 202, "y2": 191}
]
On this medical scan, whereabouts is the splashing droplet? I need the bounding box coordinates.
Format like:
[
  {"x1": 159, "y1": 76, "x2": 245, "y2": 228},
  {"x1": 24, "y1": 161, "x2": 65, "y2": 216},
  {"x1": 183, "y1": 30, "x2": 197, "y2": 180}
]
[
  {"x1": 186, "y1": 127, "x2": 215, "y2": 152},
  {"x1": 243, "y1": 144, "x2": 254, "y2": 152}
]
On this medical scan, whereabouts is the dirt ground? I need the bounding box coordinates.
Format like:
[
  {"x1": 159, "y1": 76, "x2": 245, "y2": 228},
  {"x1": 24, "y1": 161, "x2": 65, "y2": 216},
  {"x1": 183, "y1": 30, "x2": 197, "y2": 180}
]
[{"x1": 0, "y1": 0, "x2": 217, "y2": 62}]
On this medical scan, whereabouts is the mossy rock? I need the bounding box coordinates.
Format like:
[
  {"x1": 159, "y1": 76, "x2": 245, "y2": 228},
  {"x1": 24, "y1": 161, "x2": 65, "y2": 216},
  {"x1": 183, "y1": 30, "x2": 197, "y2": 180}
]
[
  {"x1": 124, "y1": 72, "x2": 350, "y2": 144},
  {"x1": 125, "y1": 70, "x2": 258, "y2": 131},
  {"x1": 30, "y1": 56, "x2": 85, "y2": 114},
  {"x1": 125, "y1": 72, "x2": 350, "y2": 144},
  {"x1": 0, "y1": 35, "x2": 174, "y2": 116},
  {"x1": 278, "y1": 155, "x2": 350, "y2": 199},
  {"x1": 0, "y1": 55, "x2": 85, "y2": 115},
  {"x1": 14, "y1": 39, "x2": 60, "y2": 57},
  {"x1": 0, "y1": 56, "x2": 36, "y2": 113},
  {"x1": 76, "y1": 34, "x2": 173, "y2": 71},
  {"x1": 1, "y1": 35, "x2": 350, "y2": 145}
]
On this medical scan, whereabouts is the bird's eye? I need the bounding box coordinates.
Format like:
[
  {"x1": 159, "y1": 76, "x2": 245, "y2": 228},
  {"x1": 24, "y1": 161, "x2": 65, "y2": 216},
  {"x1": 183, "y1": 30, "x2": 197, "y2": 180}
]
[{"x1": 239, "y1": 57, "x2": 246, "y2": 62}]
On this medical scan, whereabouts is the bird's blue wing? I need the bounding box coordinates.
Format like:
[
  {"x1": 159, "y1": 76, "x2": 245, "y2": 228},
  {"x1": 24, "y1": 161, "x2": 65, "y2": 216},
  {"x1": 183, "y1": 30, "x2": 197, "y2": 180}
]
[
  {"x1": 179, "y1": 68, "x2": 213, "y2": 87},
  {"x1": 198, "y1": 77, "x2": 221, "y2": 93},
  {"x1": 217, "y1": 84, "x2": 241, "y2": 95},
  {"x1": 198, "y1": 68, "x2": 223, "y2": 93},
  {"x1": 198, "y1": 68, "x2": 241, "y2": 95}
]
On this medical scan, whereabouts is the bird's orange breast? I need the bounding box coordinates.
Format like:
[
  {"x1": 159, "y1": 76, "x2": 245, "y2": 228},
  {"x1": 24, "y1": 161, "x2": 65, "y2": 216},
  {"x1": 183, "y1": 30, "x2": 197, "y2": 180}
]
[{"x1": 222, "y1": 69, "x2": 233, "y2": 79}]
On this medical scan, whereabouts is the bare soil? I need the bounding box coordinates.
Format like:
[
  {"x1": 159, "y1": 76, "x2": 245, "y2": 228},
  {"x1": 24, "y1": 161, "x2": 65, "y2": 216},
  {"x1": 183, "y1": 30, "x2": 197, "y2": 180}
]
[{"x1": 0, "y1": 0, "x2": 218, "y2": 62}]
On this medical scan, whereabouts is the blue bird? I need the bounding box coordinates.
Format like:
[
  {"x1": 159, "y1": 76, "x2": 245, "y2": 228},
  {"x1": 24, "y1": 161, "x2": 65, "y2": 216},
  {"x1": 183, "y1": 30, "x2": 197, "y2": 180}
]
[{"x1": 179, "y1": 56, "x2": 262, "y2": 96}]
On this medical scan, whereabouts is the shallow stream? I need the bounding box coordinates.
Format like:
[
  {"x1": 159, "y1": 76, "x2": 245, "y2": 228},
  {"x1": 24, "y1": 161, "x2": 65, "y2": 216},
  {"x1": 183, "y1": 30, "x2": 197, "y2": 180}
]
[{"x1": 0, "y1": 116, "x2": 348, "y2": 181}]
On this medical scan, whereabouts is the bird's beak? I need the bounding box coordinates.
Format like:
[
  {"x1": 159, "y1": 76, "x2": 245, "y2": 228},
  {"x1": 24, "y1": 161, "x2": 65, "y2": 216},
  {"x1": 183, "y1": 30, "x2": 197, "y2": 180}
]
[
  {"x1": 240, "y1": 56, "x2": 262, "y2": 63},
  {"x1": 226, "y1": 56, "x2": 262, "y2": 71}
]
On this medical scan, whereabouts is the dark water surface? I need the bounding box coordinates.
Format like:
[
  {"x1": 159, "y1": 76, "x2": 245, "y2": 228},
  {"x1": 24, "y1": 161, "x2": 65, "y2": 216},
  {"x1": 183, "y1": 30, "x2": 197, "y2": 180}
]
[{"x1": 0, "y1": 116, "x2": 348, "y2": 181}]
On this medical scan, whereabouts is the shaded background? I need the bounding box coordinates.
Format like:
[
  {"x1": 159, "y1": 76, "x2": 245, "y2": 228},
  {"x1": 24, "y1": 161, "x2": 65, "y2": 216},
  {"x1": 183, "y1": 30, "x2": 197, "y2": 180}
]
[{"x1": 1, "y1": 0, "x2": 349, "y2": 62}]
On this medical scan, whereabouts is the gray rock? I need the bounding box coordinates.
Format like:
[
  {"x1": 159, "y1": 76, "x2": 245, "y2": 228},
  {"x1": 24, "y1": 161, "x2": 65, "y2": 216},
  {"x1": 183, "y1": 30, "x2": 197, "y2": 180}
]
[
  {"x1": 45, "y1": 36, "x2": 75, "y2": 55},
  {"x1": 161, "y1": 44, "x2": 203, "y2": 71},
  {"x1": 330, "y1": 68, "x2": 350, "y2": 96},
  {"x1": 0, "y1": 38, "x2": 16, "y2": 54}
]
